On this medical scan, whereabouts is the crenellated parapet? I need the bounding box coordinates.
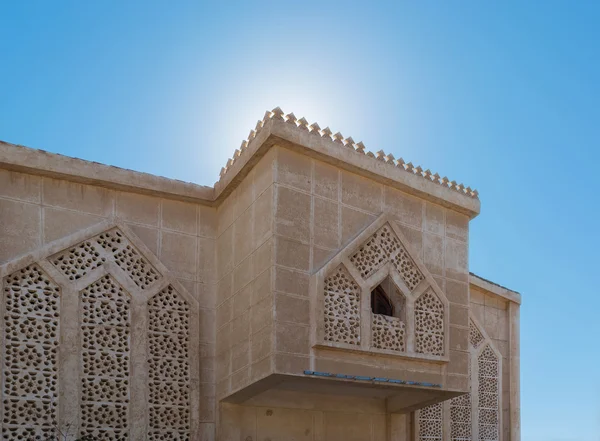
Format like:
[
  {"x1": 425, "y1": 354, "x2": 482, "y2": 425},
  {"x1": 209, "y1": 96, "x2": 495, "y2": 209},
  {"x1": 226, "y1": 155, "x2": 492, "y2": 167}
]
[{"x1": 218, "y1": 107, "x2": 479, "y2": 199}]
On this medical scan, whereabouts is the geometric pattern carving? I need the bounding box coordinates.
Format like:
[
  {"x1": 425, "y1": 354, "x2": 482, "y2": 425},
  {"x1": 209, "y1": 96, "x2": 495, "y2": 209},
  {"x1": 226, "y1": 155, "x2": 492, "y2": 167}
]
[
  {"x1": 349, "y1": 223, "x2": 424, "y2": 290},
  {"x1": 478, "y1": 345, "x2": 499, "y2": 441},
  {"x1": 371, "y1": 314, "x2": 405, "y2": 352},
  {"x1": 1, "y1": 265, "x2": 60, "y2": 441},
  {"x1": 451, "y1": 391, "x2": 472, "y2": 441},
  {"x1": 148, "y1": 285, "x2": 191, "y2": 441},
  {"x1": 80, "y1": 275, "x2": 131, "y2": 441},
  {"x1": 418, "y1": 403, "x2": 443, "y2": 441},
  {"x1": 323, "y1": 265, "x2": 360, "y2": 345},
  {"x1": 469, "y1": 320, "x2": 484, "y2": 348},
  {"x1": 51, "y1": 227, "x2": 160, "y2": 289},
  {"x1": 414, "y1": 290, "x2": 444, "y2": 356}
]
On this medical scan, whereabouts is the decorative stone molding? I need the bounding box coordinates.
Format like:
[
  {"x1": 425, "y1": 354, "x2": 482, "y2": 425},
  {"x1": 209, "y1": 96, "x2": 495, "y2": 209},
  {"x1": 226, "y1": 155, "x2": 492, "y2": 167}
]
[
  {"x1": 0, "y1": 219, "x2": 200, "y2": 441},
  {"x1": 312, "y1": 214, "x2": 450, "y2": 362},
  {"x1": 219, "y1": 107, "x2": 478, "y2": 199}
]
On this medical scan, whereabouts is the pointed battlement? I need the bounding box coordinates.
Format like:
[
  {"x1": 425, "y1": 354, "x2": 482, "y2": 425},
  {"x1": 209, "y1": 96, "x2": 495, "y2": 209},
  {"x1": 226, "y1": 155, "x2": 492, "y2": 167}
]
[{"x1": 217, "y1": 107, "x2": 479, "y2": 203}]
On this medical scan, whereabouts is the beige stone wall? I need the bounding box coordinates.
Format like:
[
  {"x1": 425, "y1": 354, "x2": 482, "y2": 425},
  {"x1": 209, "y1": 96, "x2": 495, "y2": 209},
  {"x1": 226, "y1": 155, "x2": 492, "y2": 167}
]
[
  {"x1": 470, "y1": 286, "x2": 512, "y2": 441},
  {"x1": 270, "y1": 146, "x2": 470, "y2": 389},
  {"x1": 215, "y1": 149, "x2": 276, "y2": 400},
  {"x1": 0, "y1": 142, "x2": 519, "y2": 441},
  {"x1": 0, "y1": 168, "x2": 218, "y2": 438}
]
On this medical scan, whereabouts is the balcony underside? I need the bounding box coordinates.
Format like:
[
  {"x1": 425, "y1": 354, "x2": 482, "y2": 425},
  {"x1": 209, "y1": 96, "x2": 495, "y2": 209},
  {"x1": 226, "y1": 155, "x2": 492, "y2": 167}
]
[{"x1": 221, "y1": 373, "x2": 465, "y2": 413}]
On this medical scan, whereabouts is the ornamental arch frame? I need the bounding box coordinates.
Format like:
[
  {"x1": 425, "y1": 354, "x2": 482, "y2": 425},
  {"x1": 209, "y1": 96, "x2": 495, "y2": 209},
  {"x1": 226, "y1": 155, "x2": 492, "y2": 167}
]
[
  {"x1": 415, "y1": 314, "x2": 504, "y2": 441},
  {"x1": 310, "y1": 213, "x2": 450, "y2": 362},
  {"x1": 0, "y1": 218, "x2": 201, "y2": 441}
]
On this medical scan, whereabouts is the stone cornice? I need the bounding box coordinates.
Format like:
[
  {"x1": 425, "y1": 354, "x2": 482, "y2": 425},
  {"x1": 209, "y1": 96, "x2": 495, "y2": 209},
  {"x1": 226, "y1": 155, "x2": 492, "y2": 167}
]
[
  {"x1": 0, "y1": 140, "x2": 215, "y2": 204},
  {"x1": 470, "y1": 272, "x2": 521, "y2": 304},
  {"x1": 215, "y1": 107, "x2": 480, "y2": 217},
  {"x1": 0, "y1": 107, "x2": 480, "y2": 216}
]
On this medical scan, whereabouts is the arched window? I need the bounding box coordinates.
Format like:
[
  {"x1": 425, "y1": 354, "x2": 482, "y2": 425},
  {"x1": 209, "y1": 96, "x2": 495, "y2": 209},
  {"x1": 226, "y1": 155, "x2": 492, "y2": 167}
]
[{"x1": 371, "y1": 285, "x2": 394, "y2": 316}]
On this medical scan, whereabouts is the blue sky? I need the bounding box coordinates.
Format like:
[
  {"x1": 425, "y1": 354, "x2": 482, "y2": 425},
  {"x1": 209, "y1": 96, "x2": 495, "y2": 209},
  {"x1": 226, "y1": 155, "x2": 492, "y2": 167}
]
[{"x1": 1, "y1": 1, "x2": 599, "y2": 439}]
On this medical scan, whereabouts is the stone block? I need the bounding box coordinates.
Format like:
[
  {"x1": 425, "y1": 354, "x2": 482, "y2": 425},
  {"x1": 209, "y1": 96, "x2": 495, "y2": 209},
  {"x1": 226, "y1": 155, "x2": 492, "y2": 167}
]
[
  {"x1": 275, "y1": 147, "x2": 312, "y2": 191},
  {"x1": 450, "y1": 303, "x2": 469, "y2": 327},
  {"x1": 252, "y1": 266, "x2": 272, "y2": 306},
  {"x1": 253, "y1": 185, "x2": 273, "y2": 247},
  {"x1": 251, "y1": 296, "x2": 273, "y2": 333},
  {"x1": 383, "y1": 186, "x2": 423, "y2": 228},
  {"x1": 233, "y1": 206, "x2": 253, "y2": 266},
  {"x1": 425, "y1": 202, "x2": 445, "y2": 236},
  {"x1": 423, "y1": 232, "x2": 444, "y2": 276},
  {"x1": 162, "y1": 199, "x2": 197, "y2": 235},
  {"x1": 0, "y1": 199, "x2": 40, "y2": 264},
  {"x1": 127, "y1": 223, "x2": 159, "y2": 255},
  {"x1": 274, "y1": 292, "x2": 310, "y2": 325},
  {"x1": 199, "y1": 308, "x2": 216, "y2": 344},
  {"x1": 217, "y1": 225, "x2": 234, "y2": 280},
  {"x1": 160, "y1": 230, "x2": 197, "y2": 280},
  {"x1": 116, "y1": 191, "x2": 158, "y2": 226},
  {"x1": 231, "y1": 339, "x2": 250, "y2": 373},
  {"x1": 324, "y1": 411, "x2": 372, "y2": 441},
  {"x1": 43, "y1": 207, "x2": 102, "y2": 243},
  {"x1": 45, "y1": 177, "x2": 113, "y2": 217},
  {"x1": 233, "y1": 254, "x2": 254, "y2": 294},
  {"x1": 314, "y1": 160, "x2": 339, "y2": 200},
  {"x1": 217, "y1": 194, "x2": 235, "y2": 237},
  {"x1": 448, "y1": 349, "x2": 469, "y2": 374},
  {"x1": 274, "y1": 353, "x2": 310, "y2": 374},
  {"x1": 275, "y1": 186, "x2": 311, "y2": 243},
  {"x1": 0, "y1": 169, "x2": 40, "y2": 202},
  {"x1": 313, "y1": 197, "x2": 339, "y2": 249},
  {"x1": 199, "y1": 205, "x2": 217, "y2": 238},
  {"x1": 449, "y1": 325, "x2": 469, "y2": 351},
  {"x1": 253, "y1": 237, "x2": 273, "y2": 277},
  {"x1": 447, "y1": 280, "x2": 469, "y2": 305},
  {"x1": 232, "y1": 283, "x2": 252, "y2": 319},
  {"x1": 254, "y1": 148, "x2": 275, "y2": 197},
  {"x1": 217, "y1": 272, "x2": 233, "y2": 303},
  {"x1": 216, "y1": 298, "x2": 232, "y2": 329},
  {"x1": 234, "y1": 173, "x2": 254, "y2": 219},
  {"x1": 251, "y1": 356, "x2": 272, "y2": 382},
  {"x1": 231, "y1": 311, "x2": 250, "y2": 346},
  {"x1": 274, "y1": 266, "x2": 309, "y2": 297},
  {"x1": 275, "y1": 236, "x2": 310, "y2": 271},
  {"x1": 251, "y1": 324, "x2": 273, "y2": 362},
  {"x1": 198, "y1": 237, "x2": 216, "y2": 284},
  {"x1": 445, "y1": 238, "x2": 468, "y2": 282},
  {"x1": 341, "y1": 170, "x2": 382, "y2": 213},
  {"x1": 341, "y1": 206, "x2": 376, "y2": 244},
  {"x1": 446, "y1": 210, "x2": 469, "y2": 242},
  {"x1": 275, "y1": 322, "x2": 309, "y2": 354},
  {"x1": 256, "y1": 407, "x2": 313, "y2": 441},
  {"x1": 312, "y1": 247, "x2": 336, "y2": 271}
]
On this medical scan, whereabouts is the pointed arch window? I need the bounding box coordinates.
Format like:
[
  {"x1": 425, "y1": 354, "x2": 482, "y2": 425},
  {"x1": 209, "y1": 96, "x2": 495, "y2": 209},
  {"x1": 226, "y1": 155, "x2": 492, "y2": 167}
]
[{"x1": 371, "y1": 285, "x2": 394, "y2": 316}]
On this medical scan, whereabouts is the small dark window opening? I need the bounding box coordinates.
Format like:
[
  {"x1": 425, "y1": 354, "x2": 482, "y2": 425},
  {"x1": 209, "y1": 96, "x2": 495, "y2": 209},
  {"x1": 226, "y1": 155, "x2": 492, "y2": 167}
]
[{"x1": 371, "y1": 285, "x2": 394, "y2": 316}]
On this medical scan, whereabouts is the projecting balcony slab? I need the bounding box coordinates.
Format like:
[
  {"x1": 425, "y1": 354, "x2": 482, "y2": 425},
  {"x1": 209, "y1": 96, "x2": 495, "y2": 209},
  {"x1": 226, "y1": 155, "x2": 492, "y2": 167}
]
[{"x1": 220, "y1": 371, "x2": 466, "y2": 413}]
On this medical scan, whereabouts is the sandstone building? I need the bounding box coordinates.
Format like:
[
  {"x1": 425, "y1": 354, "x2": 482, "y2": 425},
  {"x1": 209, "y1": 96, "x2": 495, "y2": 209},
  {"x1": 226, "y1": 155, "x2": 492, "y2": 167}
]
[{"x1": 0, "y1": 108, "x2": 521, "y2": 441}]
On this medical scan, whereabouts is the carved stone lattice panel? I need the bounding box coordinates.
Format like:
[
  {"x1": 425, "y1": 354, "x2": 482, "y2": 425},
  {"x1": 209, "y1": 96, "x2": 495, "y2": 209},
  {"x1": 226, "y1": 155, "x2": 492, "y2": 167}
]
[
  {"x1": 451, "y1": 346, "x2": 472, "y2": 441},
  {"x1": 80, "y1": 275, "x2": 131, "y2": 441},
  {"x1": 148, "y1": 285, "x2": 191, "y2": 441},
  {"x1": 371, "y1": 314, "x2": 405, "y2": 352},
  {"x1": 1, "y1": 265, "x2": 60, "y2": 441},
  {"x1": 50, "y1": 227, "x2": 160, "y2": 289},
  {"x1": 469, "y1": 320, "x2": 484, "y2": 348},
  {"x1": 418, "y1": 403, "x2": 443, "y2": 441},
  {"x1": 323, "y1": 265, "x2": 360, "y2": 345},
  {"x1": 349, "y1": 223, "x2": 424, "y2": 290},
  {"x1": 478, "y1": 345, "x2": 499, "y2": 441},
  {"x1": 414, "y1": 290, "x2": 444, "y2": 356}
]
